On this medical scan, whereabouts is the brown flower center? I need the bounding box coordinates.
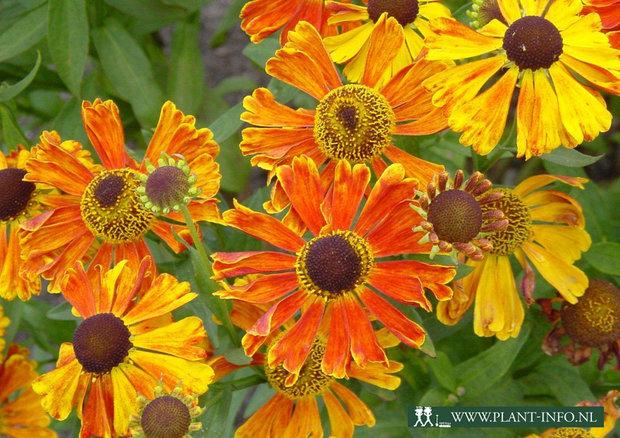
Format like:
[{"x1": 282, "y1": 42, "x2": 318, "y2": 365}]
[
  {"x1": 141, "y1": 396, "x2": 192, "y2": 438},
  {"x1": 503, "y1": 16, "x2": 563, "y2": 71},
  {"x1": 561, "y1": 279, "x2": 620, "y2": 347},
  {"x1": 314, "y1": 84, "x2": 395, "y2": 164},
  {"x1": 0, "y1": 168, "x2": 35, "y2": 221},
  {"x1": 73, "y1": 313, "x2": 132, "y2": 374},
  {"x1": 427, "y1": 189, "x2": 483, "y2": 243},
  {"x1": 368, "y1": 0, "x2": 420, "y2": 26},
  {"x1": 482, "y1": 189, "x2": 531, "y2": 255},
  {"x1": 145, "y1": 166, "x2": 191, "y2": 211},
  {"x1": 296, "y1": 231, "x2": 373, "y2": 299}
]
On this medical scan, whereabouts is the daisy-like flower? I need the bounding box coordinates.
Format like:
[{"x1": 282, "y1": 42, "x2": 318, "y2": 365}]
[
  {"x1": 0, "y1": 343, "x2": 57, "y2": 438},
  {"x1": 437, "y1": 175, "x2": 591, "y2": 340},
  {"x1": 324, "y1": 0, "x2": 452, "y2": 85},
  {"x1": 236, "y1": 333, "x2": 402, "y2": 438},
  {"x1": 526, "y1": 390, "x2": 620, "y2": 438},
  {"x1": 213, "y1": 156, "x2": 455, "y2": 377},
  {"x1": 540, "y1": 279, "x2": 620, "y2": 369},
  {"x1": 129, "y1": 382, "x2": 203, "y2": 438},
  {"x1": 412, "y1": 170, "x2": 508, "y2": 260},
  {"x1": 240, "y1": 0, "x2": 350, "y2": 44},
  {"x1": 0, "y1": 146, "x2": 43, "y2": 300},
  {"x1": 423, "y1": 0, "x2": 620, "y2": 158},
  {"x1": 20, "y1": 99, "x2": 221, "y2": 292},
  {"x1": 241, "y1": 19, "x2": 449, "y2": 211},
  {"x1": 32, "y1": 257, "x2": 214, "y2": 438}
]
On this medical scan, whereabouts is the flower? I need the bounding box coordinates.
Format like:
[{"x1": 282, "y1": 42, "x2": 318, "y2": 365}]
[
  {"x1": 32, "y1": 257, "x2": 214, "y2": 438},
  {"x1": 412, "y1": 169, "x2": 508, "y2": 260},
  {"x1": 466, "y1": 0, "x2": 506, "y2": 28},
  {"x1": 129, "y1": 382, "x2": 204, "y2": 438},
  {"x1": 525, "y1": 390, "x2": 620, "y2": 438},
  {"x1": 213, "y1": 156, "x2": 455, "y2": 377},
  {"x1": 437, "y1": 175, "x2": 591, "y2": 340},
  {"x1": 20, "y1": 100, "x2": 221, "y2": 292},
  {"x1": 241, "y1": 19, "x2": 449, "y2": 211},
  {"x1": 235, "y1": 333, "x2": 402, "y2": 438},
  {"x1": 583, "y1": 0, "x2": 620, "y2": 48},
  {"x1": 539, "y1": 279, "x2": 620, "y2": 369},
  {"x1": 0, "y1": 146, "x2": 43, "y2": 300},
  {"x1": 423, "y1": 0, "x2": 620, "y2": 158},
  {"x1": 0, "y1": 343, "x2": 57, "y2": 438},
  {"x1": 240, "y1": 0, "x2": 350, "y2": 44},
  {"x1": 324, "y1": 0, "x2": 452, "y2": 85}
]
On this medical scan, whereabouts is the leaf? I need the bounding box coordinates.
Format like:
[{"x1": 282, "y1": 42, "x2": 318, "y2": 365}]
[
  {"x1": 214, "y1": 75, "x2": 258, "y2": 97},
  {"x1": 0, "y1": 51, "x2": 41, "y2": 101},
  {"x1": 584, "y1": 242, "x2": 620, "y2": 276},
  {"x1": 201, "y1": 389, "x2": 233, "y2": 437},
  {"x1": 47, "y1": 301, "x2": 78, "y2": 321},
  {"x1": 540, "y1": 147, "x2": 603, "y2": 167},
  {"x1": 224, "y1": 347, "x2": 253, "y2": 366},
  {"x1": 168, "y1": 16, "x2": 205, "y2": 115},
  {"x1": 242, "y1": 38, "x2": 280, "y2": 68},
  {"x1": 0, "y1": 4, "x2": 47, "y2": 62},
  {"x1": 161, "y1": 0, "x2": 211, "y2": 10},
  {"x1": 91, "y1": 18, "x2": 164, "y2": 127},
  {"x1": 103, "y1": 0, "x2": 186, "y2": 20},
  {"x1": 0, "y1": 104, "x2": 30, "y2": 148},
  {"x1": 454, "y1": 322, "x2": 530, "y2": 400},
  {"x1": 209, "y1": 102, "x2": 244, "y2": 144},
  {"x1": 453, "y1": 263, "x2": 474, "y2": 282},
  {"x1": 211, "y1": 0, "x2": 245, "y2": 47},
  {"x1": 425, "y1": 352, "x2": 457, "y2": 392},
  {"x1": 535, "y1": 357, "x2": 595, "y2": 405},
  {"x1": 48, "y1": 0, "x2": 89, "y2": 96},
  {"x1": 52, "y1": 97, "x2": 89, "y2": 145}
]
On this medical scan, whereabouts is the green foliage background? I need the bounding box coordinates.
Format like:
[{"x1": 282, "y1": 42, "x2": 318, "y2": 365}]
[{"x1": 0, "y1": 0, "x2": 618, "y2": 437}]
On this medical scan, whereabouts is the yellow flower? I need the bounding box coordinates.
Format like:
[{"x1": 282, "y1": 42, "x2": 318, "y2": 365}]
[
  {"x1": 424, "y1": 0, "x2": 620, "y2": 158},
  {"x1": 32, "y1": 257, "x2": 214, "y2": 438},
  {"x1": 438, "y1": 175, "x2": 591, "y2": 340}
]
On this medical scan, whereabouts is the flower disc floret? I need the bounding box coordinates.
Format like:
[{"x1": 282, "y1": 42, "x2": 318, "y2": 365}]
[
  {"x1": 265, "y1": 338, "x2": 334, "y2": 399},
  {"x1": 503, "y1": 16, "x2": 563, "y2": 71},
  {"x1": 0, "y1": 168, "x2": 36, "y2": 221},
  {"x1": 428, "y1": 189, "x2": 482, "y2": 243},
  {"x1": 72, "y1": 313, "x2": 132, "y2": 374},
  {"x1": 141, "y1": 396, "x2": 191, "y2": 438},
  {"x1": 548, "y1": 428, "x2": 594, "y2": 438},
  {"x1": 296, "y1": 230, "x2": 373, "y2": 299},
  {"x1": 367, "y1": 0, "x2": 420, "y2": 26},
  {"x1": 81, "y1": 169, "x2": 155, "y2": 243},
  {"x1": 314, "y1": 84, "x2": 395, "y2": 163},
  {"x1": 561, "y1": 279, "x2": 620, "y2": 347},
  {"x1": 483, "y1": 189, "x2": 531, "y2": 255}
]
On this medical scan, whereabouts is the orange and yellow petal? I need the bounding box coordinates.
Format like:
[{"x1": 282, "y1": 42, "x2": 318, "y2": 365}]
[
  {"x1": 241, "y1": 88, "x2": 315, "y2": 127},
  {"x1": 330, "y1": 382, "x2": 375, "y2": 426},
  {"x1": 211, "y1": 251, "x2": 296, "y2": 280},
  {"x1": 132, "y1": 316, "x2": 208, "y2": 360},
  {"x1": 322, "y1": 298, "x2": 351, "y2": 378},
  {"x1": 425, "y1": 17, "x2": 503, "y2": 60},
  {"x1": 323, "y1": 390, "x2": 355, "y2": 437},
  {"x1": 217, "y1": 272, "x2": 300, "y2": 303},
  {"x1": 360, "y1": 14, "x2": 404, "y2": 88},
  {"x1": 235, "y1": 392, "x2": 294, "y2": 437},
  {"x1": 326, "y1": 160, "x2": 370, "y2": 231},
  {"x1": 513, "y1": 174, "x2": 587, "y2": 197},
  {"x1": 0, "y1": 225, "x2": 40, "y2": 300},
  {"x1": 32, "y1": 357, "x2": 84, "y2": 421},
  {"x1": 282, "y1": 396, "x2": 323, "y2": 438},
  {"x1": 342, "y1": 295, "x2": 387, "y2": 367}
]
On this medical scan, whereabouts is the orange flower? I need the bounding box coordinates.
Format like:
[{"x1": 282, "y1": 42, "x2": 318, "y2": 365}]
[
  {"x1": 438, "y1": 175, "x2": 591, "y2": 340},
  {"x1": 583, "y1": 0, "x2": 620, "y2": 48},
  {"x1": 213, "y1": 156, "x2": 455, "y2": 377},
  {"x1": 0, "y1": 146, "x2": 43, "y2": 300},
  {"x1": 240, "y1": 0, "x2": 349, "y2": 44},
  {"x1": 424, "y1": 0, "x2": 620, "y2": 158},
  {"x1": 32, "y1": 257, "x2": 214, "y2": 438},
  {"x1": 0, "y1": 344, "x2": 57, "y2": 438},
  {"x1": 324, "y1": 0, "x2": 453, "y2": 85},
  {"x1": 241, "y1": 19, "x2": 449, "y2": 213},
  {"x1": 20, "y1": 100, "x2": 221, "y2": 292}
]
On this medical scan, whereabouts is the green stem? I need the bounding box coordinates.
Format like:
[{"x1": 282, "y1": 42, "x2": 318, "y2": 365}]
[{"x1": 179, "y1": 204, "x2": 240, "y2": 346}]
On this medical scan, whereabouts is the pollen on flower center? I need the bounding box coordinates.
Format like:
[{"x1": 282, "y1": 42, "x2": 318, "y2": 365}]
[
  {"x1": 503, "y1": 16, "x2": 563, "y2": 71},
  {"x1": 561, "y1": 279, "x2": 620, "y2": 347},
  {"x1": 73, "y1": 313, "x2": 132, "y2": 374},
  {"x1": 296, "y1": 231, "x2": 373, "y2": 299},
  {"x1": 141, "y1": 396, "x2": 192, "y2": 438},
  {"x1": 80, "y1": 169, "x2": 154, "y2": 243},
  {"x1": 0, "y1": 168, "x2": 36, "y2": 221},
  {"x1": 548, "y1": 428, "x2": 594, "y2": 438},
  {"x1": 367, "y1": 0, "x2": 420, "y2": 26},
  {"x1": 265, "y1": 338, "x2": 334, "y2": 399},
  {"x1": 145, "y1": 166, "x2": 190, "y2": 209},
  {"x1": 427, "y1": 189, "x2": 483, "y2": 243},
  {"x1": 482, "y1": 189, "x2": 531, "y2": 255},
  {"x1": 314, "y1": 84, "x2": 395, "y2": 163}
]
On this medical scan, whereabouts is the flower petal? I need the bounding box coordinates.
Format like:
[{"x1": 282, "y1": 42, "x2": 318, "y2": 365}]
[
  {"x1": 216, "y1": 272, "x2": 299, "y2": 303},
  {"x1": 241, "y1": 88, "x2": 315, "y2": 127},
  {"x1": 361, "y1": 14, "x2": 404, "y2": 88},
  {"x1": 326, "y1": 161, "x2": 369, "y2": 231},
  {"x1": 321, "y1": 297, "x2": 351, "y2": 378},
  {"x1": 81, "y1": 99, "x2": 130, "y2": 169},
  {"x1": 247, "y1": 290, "x2": 306, "y2": 336},
  {"x1": 368, "y1": 263, "x2": 430, "y2": 310},
  {"x1": 323, "y1": 390, "x2": 354, "y2": 438},
  {"x1": 343, "y1": 295, "x2": 387, "y2": 367},
  {"x1": 132, "y1": 316, "x2": 208, "y2": 360},
  {"x1": 211, "y1": 251, "x2": 296, "y2": 280},
  {"x1": 425, "y1": 17, "x2": 503, "y2": 59}
]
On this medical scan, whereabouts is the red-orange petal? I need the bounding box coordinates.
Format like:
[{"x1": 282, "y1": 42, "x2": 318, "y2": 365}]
[
  {"x1": 365, "y1": 201, "x2": 425, "y2": 257},
  {"x1": 361, "y1": 14, "x2": 404, "y2": 88},
  {"x1": 322, "y1": 298, "x2": 351, "y2": 378},
  {"x1": 241, "y1": 88, "x2": 315, "y2": 127},
  {"x1": 343, "y1": 295, "x2": 387, "y2": 367},
  {"x1": 327, "y1": 161, "x2": 370, "y2": 231},
  {"x1": 368, "y1": 264, "x2": 430, "y2": 311},
  {"x1": 211, "y1": 251, "x2": 296, "y2": 280},
  {"x1": 215, "y1": 273, "x2": 299, "y2": 303},
  {"x1": 247, "y1": 290, "x2": 306, "y2": 336},
  {"x1": 81, "y1": 99, "x2": 130, "y2": 169}
]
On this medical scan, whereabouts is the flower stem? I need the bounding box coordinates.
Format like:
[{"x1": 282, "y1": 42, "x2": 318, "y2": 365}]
[{"x1": 179, "y1": 204, "x2": 240, "y2": 346}]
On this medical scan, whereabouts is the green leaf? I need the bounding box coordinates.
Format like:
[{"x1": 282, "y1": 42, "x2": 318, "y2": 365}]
[
  {"x1": 425, "y1": 351, "x2": 457, "y2": 392},
  {"x1": 453, "y1": 263, "x2": 474, "y2": 282},
  {"x1": 52, "y1": 97, "x2": 89, "y2": 145},
  {"x1": 209, "y1": 102, "x2": 244, "y2": 144},
  {"x1": 0, "y1": 4, "x2": 47, "y2": 62},
  {"x1": 584, "y1": 242, "x2": 620, "y2": 276},
  {"x1": 214, "y1": 75, "x2": 258, "y2": 97},
  {"x1": 540, "y1": 147, "x2": 603, "y2": 167},
  {"x1": 242, "y1": 38, "x2": 280, "y2": 68},
  {"x1": 48, "y1": 0, "x2": 89, "y2": 96},
  {"x1": 91, "y1": 18, "x2": 164, "y2": 127},
  {"x1": 454, "y1": 322, "x2": 530, "y2": 400},
  {"x1": 168, "y1": 16, "x2": 205, "y2": 115},
  {"x1": 103, "y1": 0, "x2": 186, "y2": 20},
  {"x1": 535, "y1": 357, "x2": 595, "y2": 405},
  {"x1": 47, "y1": 301, "x2": 78, "y2": 321},
  {"x1": 0, "y1": 103, "x2": 30, "y2": 148},
  {"x1": 0, "y1": 51, "x2": 41, "y2": 101},
  {"x1": 224, "y1": 347, "x2": 253, "y2": 366},
  {"x1": 161, "y1": 0, "x2": 210, "y2": 10},
  {"x1": 211, "y1": 0, "x2": 245, "y2": 47},
  {"x1": 201, "y1": 389, "x2": 233, "y2": 437}
]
